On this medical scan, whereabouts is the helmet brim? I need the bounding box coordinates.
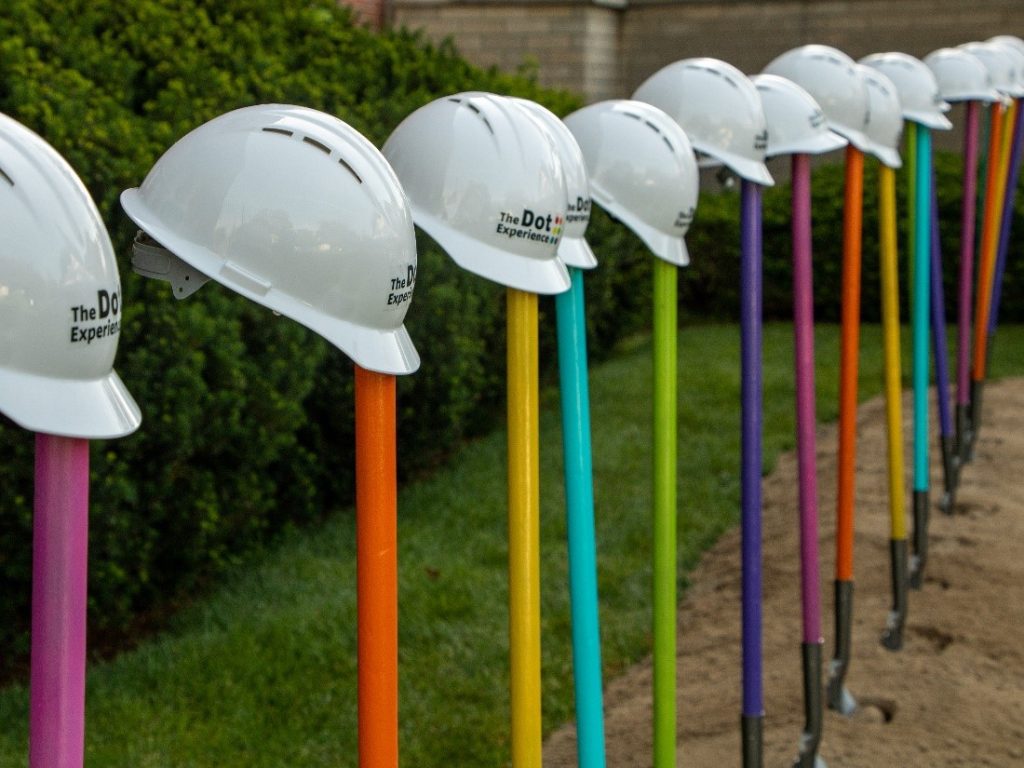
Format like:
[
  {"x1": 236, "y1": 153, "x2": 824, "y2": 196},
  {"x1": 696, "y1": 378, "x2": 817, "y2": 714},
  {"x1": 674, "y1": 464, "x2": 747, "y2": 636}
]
[
  {"x1": 304, "y1": 314, "x2": 421, "y2": 376},
  {"x1": 905, "y1": 110, "x2": 954, "y2": 130},
  {"x1": 590, "y1": 192, "x2": 689, "y2": 267},
  {"x1": 768, "y1": 130, "x2": 848, "y2": 158},
  {"x1": 829, "y1": 124, "x2": 874, "y2": 154},
  {"x1": 409, "y1": 206, "x2": 571, "y2": 296},
  {"x1": 865, "y1": 142, "x2": 903, "y2": 169},
  {"x1": 122, "y1": 188, "x2": 421, "y2": 375},
  {"x1": 558, "y1": 235, "x2": 598, "y2": 270},
  {"x1": 693, "y1": 142, "x2": 775, "y2": 186},
  {"x1": 0, "y1": 367, "x2": 141, "y2": 439},
  {"x1": 942, "y1": 88, "x2": 1005, "y2": 103}
]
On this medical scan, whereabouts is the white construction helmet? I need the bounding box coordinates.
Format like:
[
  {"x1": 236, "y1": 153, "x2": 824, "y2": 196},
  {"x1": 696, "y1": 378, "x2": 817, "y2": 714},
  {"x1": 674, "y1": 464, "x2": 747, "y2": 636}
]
[
  {"x1": 750, "y1": 74, "x2": 848, "y2": 158},
  {"x1": 513, "y1": 98, "x2": 597, "y2": 270},
  {"x1": 0, "y1": 112, "x2": 141, "y2": 438},
  {"x1": 988, "y1": 35, "x2": 1024, "y2": 56},
  {"x1": 856, "y1": 65, "x2": 904, "y2": 169},
  {"x1": 762, "y1": 45, "x2": 873, "y2": 154},
  {"x1": 383, "y1": 92, "x2": 570, "y2": 295},
  {"x1": 633, "y1": 58, "x2": 774, "y2": 186},
  {"x1": 563, "y1": 100, "x2": 699, "y2": 267},
  {"x1": 121, "y1": 104, "x2": 420, "y2": 376},
  {"x1": 987, "y1": 41, "x2": 1024, "y2": 96},
  {"x1": 959, "y1": 42, "x2": 1024, "y2": 99},
  {"x1": 859, "y1": 52, "x2": 953, "y2": 130},
  {"x1": 924, "y1": 48, "x2": 1003, "y2": 104}
]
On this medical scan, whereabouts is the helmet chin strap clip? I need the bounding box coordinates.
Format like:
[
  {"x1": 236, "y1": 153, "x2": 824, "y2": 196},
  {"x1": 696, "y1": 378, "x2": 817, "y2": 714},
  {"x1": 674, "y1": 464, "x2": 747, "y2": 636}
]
[{"x1": 132, "y1": 230, "x2": 209, "y2": 299}]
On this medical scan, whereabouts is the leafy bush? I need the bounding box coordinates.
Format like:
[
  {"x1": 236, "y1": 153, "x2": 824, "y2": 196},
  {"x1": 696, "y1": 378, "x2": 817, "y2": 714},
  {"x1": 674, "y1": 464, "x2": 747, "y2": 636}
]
[
  {"x1": 1, "y1": 0, "x2": 1021, "y2": 670},
  {"x1": 0, "y1": 0, "x2": 636, "y2": 670}
]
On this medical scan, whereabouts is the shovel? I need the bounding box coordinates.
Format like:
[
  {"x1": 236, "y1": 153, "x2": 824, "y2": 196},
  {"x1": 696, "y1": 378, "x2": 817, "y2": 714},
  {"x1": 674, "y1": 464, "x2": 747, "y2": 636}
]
[
  {"x1": 826, "y1": 145, "x2": 864, "y2": 717},
  {"x1": 877, "y1": 161, "x2": 910, "y2": 650},
  {"x1": 955, "y1": 101, "x2": 982, "y2": 469}
]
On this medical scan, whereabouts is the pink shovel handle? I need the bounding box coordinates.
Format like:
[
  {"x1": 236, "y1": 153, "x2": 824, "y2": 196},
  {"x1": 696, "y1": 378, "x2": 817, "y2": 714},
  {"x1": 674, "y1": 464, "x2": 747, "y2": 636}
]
[{"x1": 30, "y1": 433, "x2": 90, "y2": 768}]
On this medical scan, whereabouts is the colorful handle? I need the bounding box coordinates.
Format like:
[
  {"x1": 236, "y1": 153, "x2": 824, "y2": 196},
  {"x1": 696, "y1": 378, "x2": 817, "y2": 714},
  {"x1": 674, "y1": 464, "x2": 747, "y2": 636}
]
[
  {"x1": 555, "y1": 268, "x2": 607, "y2": 768},
  {"x1": 791, "y1": 154, "x2": 822, "y2": 646},
  {"x1": 507, "y1": 288, "x2": 542, "y2": 768},
  {"x1": 740, "y1": 179, "x2": 765, "y2": 731},
  {"x1": 652, "y1": 257, "x2": 677, "y2": 768},
  {"x1": 30, "y1": 434, "x2": 90, "y2": 768},
  {"x1": 355, "y1": 366, "x2": 399, "y2": 768}
]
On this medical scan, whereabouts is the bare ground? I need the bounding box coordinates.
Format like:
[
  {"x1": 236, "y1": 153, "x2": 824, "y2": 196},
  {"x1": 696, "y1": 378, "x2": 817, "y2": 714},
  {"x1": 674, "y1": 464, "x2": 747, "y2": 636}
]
[{"x1": 544, "y1": 378, "x2": 1024, "y2": 767}]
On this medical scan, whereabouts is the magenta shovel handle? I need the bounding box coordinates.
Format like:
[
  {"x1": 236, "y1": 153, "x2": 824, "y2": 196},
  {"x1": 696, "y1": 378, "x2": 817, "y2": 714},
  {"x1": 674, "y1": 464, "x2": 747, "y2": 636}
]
[
  {"x1": 791, "y1": 155, "x2": 822, "y2": 645},
  {"x1": 957, "y1": 102, "x2": 981, "y2": 407},
  {"x1": 30, "y1": 434, "x2": 90, "y2": 768}
]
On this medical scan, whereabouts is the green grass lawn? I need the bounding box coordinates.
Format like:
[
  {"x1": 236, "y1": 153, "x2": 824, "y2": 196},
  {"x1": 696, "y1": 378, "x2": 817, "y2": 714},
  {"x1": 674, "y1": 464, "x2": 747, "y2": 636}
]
[{"x1": 1, "y1": 323, "x2": 1021, "y2": 766}]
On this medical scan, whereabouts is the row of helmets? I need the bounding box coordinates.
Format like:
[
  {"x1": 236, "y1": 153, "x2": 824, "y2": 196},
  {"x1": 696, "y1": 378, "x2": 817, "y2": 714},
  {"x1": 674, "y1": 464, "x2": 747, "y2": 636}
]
[{"x1": 3, "y1": 37, "x2": 1023, "y2": 442}]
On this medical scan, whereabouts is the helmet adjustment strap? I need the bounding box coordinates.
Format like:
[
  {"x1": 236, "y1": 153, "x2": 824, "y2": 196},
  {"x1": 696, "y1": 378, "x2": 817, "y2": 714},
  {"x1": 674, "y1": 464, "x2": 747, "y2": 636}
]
[{"x1": 132, "y1": 230, "x2": 209, "y2": 299}]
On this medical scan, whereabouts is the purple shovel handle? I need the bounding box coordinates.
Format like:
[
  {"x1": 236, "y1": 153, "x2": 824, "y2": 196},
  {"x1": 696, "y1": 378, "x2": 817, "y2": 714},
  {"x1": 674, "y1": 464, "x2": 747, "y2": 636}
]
[
  {"x1": 31, "y1": 434, "x2": 90, "y2": 768},
  {"x1": 987, "y1": 99, "x2": 1024, "y2": 341},
  {"x1": 930, "y1": 173, "x2": 953, "y2": 439},
  {"x1": 740, "y1": 179, "x2": 764, "y2": 717},
  {"x1": 957, "y1": 102, "x2": 981, "y2": 407},
  {"x1": 792, "y1": 155, "x2": 822, "y2": 645}
]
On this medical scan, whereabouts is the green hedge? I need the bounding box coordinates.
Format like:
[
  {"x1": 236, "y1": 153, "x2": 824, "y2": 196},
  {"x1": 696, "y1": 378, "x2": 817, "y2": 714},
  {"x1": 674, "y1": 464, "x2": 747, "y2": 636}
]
[
  {"x1": 1, "y1": 0, "x2": 1022, "y2": 670},
  {"x1": 0, "y1": 0, "x2": 650, "y2": 670}
]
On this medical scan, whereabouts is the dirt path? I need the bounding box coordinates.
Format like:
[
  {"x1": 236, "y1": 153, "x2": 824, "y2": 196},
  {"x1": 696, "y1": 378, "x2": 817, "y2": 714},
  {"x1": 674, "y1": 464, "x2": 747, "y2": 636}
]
[{"x1": 544, "y1": 379, "x2": 1024, "y2": 767}]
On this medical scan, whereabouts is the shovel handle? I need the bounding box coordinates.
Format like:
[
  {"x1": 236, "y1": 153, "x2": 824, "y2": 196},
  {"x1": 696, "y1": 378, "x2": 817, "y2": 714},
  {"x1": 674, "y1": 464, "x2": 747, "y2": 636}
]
[
  {"x1": 355, "y1": 366, "x2": 399, "y2": 768},
  {"x1": 30, "y1": 434, "x2": 90, "y2": 768}
]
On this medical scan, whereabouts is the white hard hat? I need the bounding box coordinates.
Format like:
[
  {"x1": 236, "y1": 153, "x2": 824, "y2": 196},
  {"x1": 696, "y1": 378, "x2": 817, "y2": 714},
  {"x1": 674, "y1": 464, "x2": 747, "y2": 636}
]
[
  {"x1": 762, "y1": 45, "x2": 873, "y2": 154},
  {"x1": 121, "y1": 104, "x2": 420, "y2": 376},
  {"x1": 959, "y1": 42, "x2": 1024, "y2": 99},
  {"x1": 856, "y1": 65, "x2": 904, "y2": 169},
  {"x1": 513, "y1": 98, "x2": 597, "y2": 270},
  {"x1": 383, "y1": 92, "x2": 570, "y2": 295},
  {"x1": 988, "y1": 35, "x2": 1024, "y2": 56},
  {"x1": 633, "y1": 58, "x2": 774, "y2": 186},
  {"x1": 987, "y1": 41, "x2": 1024, "y2": 97},
  {"x1": 859, "y1": 52, "x2": 953, "y2": 130},
  {"x1": 750, "y1": 74, "x2": 848, "y2": 158},
  {"x1": 924, "y1": 48, "x2": 1003, "y2": 103},
  {"x1": 0, "y1": 112, "x2": 141, "y2": 439},
  {"x1": 563, "y1": 100, "x2": 699, "y2": 267}
]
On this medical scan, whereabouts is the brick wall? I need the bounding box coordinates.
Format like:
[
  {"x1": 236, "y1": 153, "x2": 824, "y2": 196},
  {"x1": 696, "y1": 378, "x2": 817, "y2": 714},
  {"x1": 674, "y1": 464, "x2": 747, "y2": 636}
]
[
  {"x1": 391, "y1": 0, "x2": 1022, "y2": 110},
  {"x1": 623, "y1": 0, "x2": 1023, "y2": 95},
  {"x1": 344, "y1": 0, "x2": 386, "y2": 28},
  {"x1": 392, "y1": 3, "x2": 613, "y2": 96}
]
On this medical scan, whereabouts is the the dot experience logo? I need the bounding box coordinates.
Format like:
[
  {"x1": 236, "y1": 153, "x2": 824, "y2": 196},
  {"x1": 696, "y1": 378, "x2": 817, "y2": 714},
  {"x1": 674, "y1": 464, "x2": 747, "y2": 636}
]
[
  {"x1": 387, "y1": 263, "x2": 416, "y2": 309},
  {"x1": 754, "y1": 129, "x2": 768, "y2": 152},
  {"x1": 566, "y1": 196, "x2": 591, "y2": 225},
  {"x1": 69, "y1": 290, "x2": 121, "y2": 345},
  {"x1": 496, "y1": 208, "x2": 563, "y2": 245},
  {"x1": 674, "y1": 206, "x2": 696, "y2": 230}
]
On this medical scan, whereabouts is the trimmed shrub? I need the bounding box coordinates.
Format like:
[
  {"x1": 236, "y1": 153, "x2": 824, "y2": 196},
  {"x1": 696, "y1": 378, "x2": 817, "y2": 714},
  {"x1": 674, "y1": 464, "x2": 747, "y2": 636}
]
[
  {"x1": 0, "y1": 0, "x2": 1021, "y2": 670},
  {"x1": 0, "y1": 0, "x2": 633, "y2": 670}
]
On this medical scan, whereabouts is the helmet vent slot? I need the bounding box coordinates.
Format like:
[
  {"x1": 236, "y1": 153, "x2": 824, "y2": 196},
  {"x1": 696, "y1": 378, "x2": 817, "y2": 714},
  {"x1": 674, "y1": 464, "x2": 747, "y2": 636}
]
[
  {"x1": 262, "y1": 127, "x2": 294, "y2": 137},
  {"x1": 662, "y1": 136, "x2": 675, "y2": 153},
  {"x1": 449, "y1": 99, "x2": 494, "y2": 135},
  {"x1": 621, "y1": 111, "x2": 642, "y2": 121},
  {"x1": 644, "y1": 120, "x2": 661, "y2": 134},
  {"x1": 0, "y1": 166, "x2": 12, "y2": 187},
  {"x1": 302, "y1": 136, "x2": 332, "y2": 155},
  {"x1": 337, "y1": 157, "x2": 363, "y2": 184}
]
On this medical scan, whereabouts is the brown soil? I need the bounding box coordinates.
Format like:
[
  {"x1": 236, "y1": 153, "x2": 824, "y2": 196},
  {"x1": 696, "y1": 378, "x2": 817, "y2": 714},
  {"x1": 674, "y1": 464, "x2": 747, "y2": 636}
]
[{"x1": 544, "y1": 379, "x2": 1024, "y2": 767}]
